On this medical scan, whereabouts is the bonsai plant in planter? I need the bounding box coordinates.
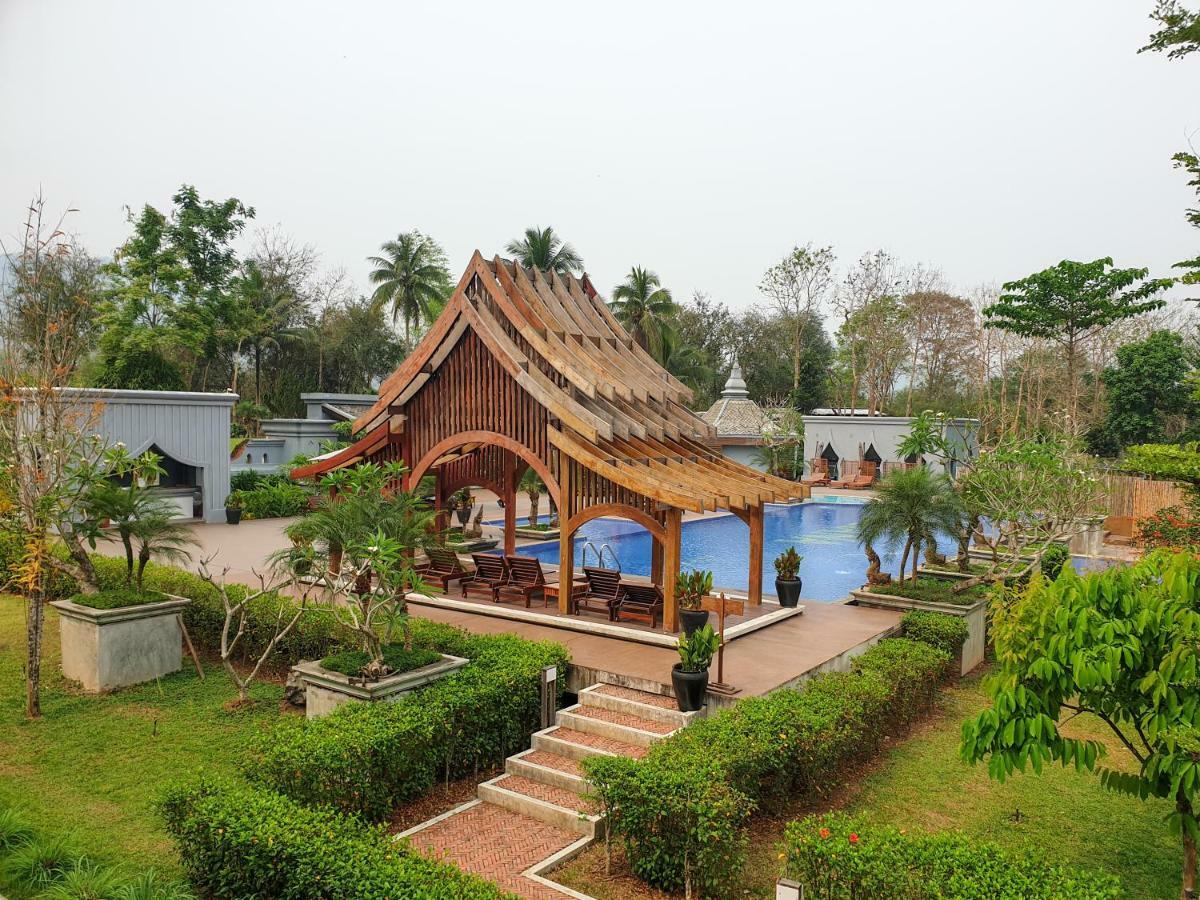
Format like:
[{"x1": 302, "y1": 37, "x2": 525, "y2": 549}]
[
  {"x1": 671, "y1": 622, "x2": 719, "y2": 712},
  {"x1": 225, "y1": 492, "x2": 243, "y2": 525},
  {"x1": 676, "y1": 569, "x2": 713, "y2": 636},
  {"x1": 773, "y1": 546, "x2": 803, "y2": 607}
]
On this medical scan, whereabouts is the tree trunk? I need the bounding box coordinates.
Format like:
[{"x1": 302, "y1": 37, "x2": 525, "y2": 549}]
[
  {"x1": 793, "y1": 319, "x2": 802, "y2": 391},
  {"x1": 899, "y1": 538, "x2": 912, "y2": 581},
  {"x1": 1180, "y1": 793, "x2": 1197, "y2": 899},
  {"x1": 25, "y1": 590, "x2": 44, "y2": 719},
  {"x1": 254, "y1": 344, "x2": 262, "y2": 406},
  {"x1": 528, "y1": 493, "x2": 540, "y2": 527}
]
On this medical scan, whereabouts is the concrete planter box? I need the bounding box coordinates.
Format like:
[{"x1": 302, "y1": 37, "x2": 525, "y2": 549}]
[
  {"x1": 446, "y1": 538, "x2": 499, "y2": 553},
  {"x1": 50, "y1": 595, "x2": 190, "y2": 692},
  {"x1": 515, "y1": 526, "x2": 560, "y2": 540},
  {"x1": 292, "y1": 654, "x2": 469, "y2": 719},
  {"x1": 849, "y1": 588, "x2": 987, "y2": 675},
  {"x1": 916, "y1": 567, "x2": 976, "y2": 581}
]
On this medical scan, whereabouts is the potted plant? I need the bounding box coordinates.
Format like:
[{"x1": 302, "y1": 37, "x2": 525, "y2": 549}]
[
  {"x1": 671, "y1": 623, "x2": 718, "y2": 712},
  {"x1": 774, "y1": 546, "x2": 803, "y2": 608},
  {"x1": 450, "y1": 487, "x2": 474, "y2": 528},
  {"x1": 676, "y1": 569, "x2": 713, "y2": 636},
  {"x1": 225, "y1": 492, "x2": 243, "y2": 525}
]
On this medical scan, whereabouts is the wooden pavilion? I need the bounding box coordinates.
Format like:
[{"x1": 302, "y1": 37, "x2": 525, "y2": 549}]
[{"x1": 293, "y1": 253, "x2": 807, "y2": 631}]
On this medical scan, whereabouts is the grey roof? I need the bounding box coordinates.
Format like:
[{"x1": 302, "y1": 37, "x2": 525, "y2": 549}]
[{"x1": 702, "y1": 360, "x2": 767, "y2": 437}]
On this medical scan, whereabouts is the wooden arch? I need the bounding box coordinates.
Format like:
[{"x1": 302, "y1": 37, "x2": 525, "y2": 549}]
[{"x1": 410, "y1": 430, "x2": 560, "y2": 506}]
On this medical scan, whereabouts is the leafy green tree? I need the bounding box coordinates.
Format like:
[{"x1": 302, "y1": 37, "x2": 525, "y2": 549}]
[
  {"x1": 658, "y1": 328, "x2": 714, "y2": 400},
  {"x1": 230, "y1": 261, "x2": 305, "y2": 404},
  {"x1": 1141, "y1": 0, "x2": 1200, "y2": 59},
  {"x1": 856, "y1": 466, "x2": 963, "y2": 583},
  {"x1": 504, "y1": 225, "x2": 583, "y2": 275},
  {"x1": 961, "y1": 551, "x2": 1200, "y2": 899},
  {"x1": 1086, "y1": 330, "x2": 1197, "y2": 456},
  {"x1": 366, "y1": 231, "x2": 452, "y2": 343},
  {"x1": 609, "y1": 266, "x2": 677, "y2": 357},
  {"x1": 758, "y1": 244, "x2": 836, "y2": 394},
  {"x1": 518, "y1": 468, "x2": 544, "y2": 526},
  {"x1": 984, "y1": 259, "x2": 1172, "y2": 429}
]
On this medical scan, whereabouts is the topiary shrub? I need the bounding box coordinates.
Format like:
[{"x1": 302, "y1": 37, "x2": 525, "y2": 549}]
[
  {"x1": 585, "y1": 638, "x2": 951, "y2": 894},
  {"x1": 782, "y1": 813, "x2": 1120, "y2": 898},
  {"x1": 900, "y1": 610, "x2": 969, "y2": 658},
  {"x1": 158, "y1": 779, "x2": 508, "y2": 899},
  {"x1": 251, "y1": 621, "x2": 570, "y2": 820}
]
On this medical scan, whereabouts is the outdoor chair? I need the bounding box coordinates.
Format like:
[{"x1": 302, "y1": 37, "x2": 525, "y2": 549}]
[
  {"x1": 614, "y1": 582, "x2": 665, "y2": 628},
  {"x1": 496, "y1": 555, "x2": 549, "y2": 608},
  {"x1": 461, "y1": 554, "x2": 509, "y2": 602},
  {"x1": 572, "y1": 566, "x2": 624, "y2": 620},
  {"x1": 801, "y1": 460, "x2": 830, "y2": 487},
  {"x1": 845, "y1": 462, "x2": 878, "y2": 490},
  {"x1": 416, "y1": 546, "x2": 471, "y2": 592}
]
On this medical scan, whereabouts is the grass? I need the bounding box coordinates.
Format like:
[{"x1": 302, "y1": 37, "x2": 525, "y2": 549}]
[
  {"x1": 867, "y1": 575, "x2": 993, "y2": 606},
  {"x1": 67, "y1": 589, "x2": 168, "y2": 610},
  {"x1": 0, "y1": 594, "x2": 286, "y2": 877},
  {"x1": 557, "y1": 673, "x2": 1179, "y2": 899},
  {"x1": 319, "y1": 644, "x2": 442, "y2": 677}
]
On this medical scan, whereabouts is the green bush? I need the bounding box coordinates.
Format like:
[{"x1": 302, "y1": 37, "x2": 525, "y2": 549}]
[
  {"x1": 68, "y1": 589, "x2": 168, "y2": 610},
  {"x1": 252, "y1": 620, "x2": 570, "y2": 820},
  {"x1": 229, "y1": 470, "x2": 293, "y2": 493},
  {"x1": 320, "y1": 643, "x2": 441, "y2": 676},
  {"x1": 782, "y1": 813, "x2": 1120, "y2": 899},
  {"x1": 585, "y1": 638, "x2": 950, "y2": 895},
  {"x1": 900, "y1": 610, "x2": 969, "y2": 658},
  {"x1": 158, "y1": 779, "x2": 509, "y2": 899},
  {"x1": 870, "y1": 576, "x2": 992, "y2": 606},
  {"x1": 233, "y1": 481, "x2": 310, "y2": 520},
  {"x1": 1040, "y1": 543, "x2": 1071, "y2": 580}
]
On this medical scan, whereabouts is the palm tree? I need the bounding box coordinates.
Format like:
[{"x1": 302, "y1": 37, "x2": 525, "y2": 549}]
[
  {"x1": 367, "y1": 232, "x2": 452, "y2": 344},
  {"x1": 504, "y1": 226, "x2": 583, "y2": 275},
  {"x1": 856, "y1": 466, "x2": 963, "y2": 584},
  {"x1": 659, "y1": 328, "x2": 713, "y2": 392},
  {"x1": 609, "y1": 266, "x2": 677, "y2": 357},
  {"x1": 132, "y1": 507, "x2": 198, "y2": 592},
  {"x1": 232, "y1": 262, "x2": 305, "y2": 404},
  {"x1": 518, "y1": 468, "x2": 544, "y2": 526}
]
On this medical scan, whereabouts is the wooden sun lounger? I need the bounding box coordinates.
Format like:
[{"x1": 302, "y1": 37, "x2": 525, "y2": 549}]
[
  {"x1": 801, "y1": 461, "x2": 830, "y2": 486},
  {"x1": 496, "y1": 555, "x2": 548, "y2": 608},
  {"x1": 572, "y1": 566, "x2": 623, "y2": 620},
  {"x1": 614, "y1": 582, "x2": 665, "y2": 628},
  {"x1": 417, "y1": 546, "x2": 471, "y2": 592},
  {"x1": 832, "y1": 462, "x2": 876, "y2": 489},
  {"x1": 461, "y1": 553, "x2": 509, "y2": 602}
]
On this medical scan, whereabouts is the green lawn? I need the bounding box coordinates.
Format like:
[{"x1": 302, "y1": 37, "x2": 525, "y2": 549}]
[{"x1": 0, "y1": 594, "x2": 286, "y2": 875}]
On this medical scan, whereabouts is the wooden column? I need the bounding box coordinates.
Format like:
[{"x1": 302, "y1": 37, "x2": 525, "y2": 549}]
[
  {"x1": 557, "y1": 460, "x2": 573, "y2": 614},
  {"x1": 748, "y1": 503, "x2": 764, "y2": 606},
  {"x1": 650, "y1": 538, "x2": 664, "y2": 586},
  {"x1": 503, "y1": 454, "x2": 517, "y2": 557},
  {"x1": 662, "y1": 506, "x2": 682, "y2": 632},
  {"x1": 434, "y1": 472, "x2": 448, "y2": 533}
]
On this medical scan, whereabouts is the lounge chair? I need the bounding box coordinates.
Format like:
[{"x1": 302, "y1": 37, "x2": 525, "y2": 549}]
[
  {"x1": 614, "y1": 582, "x2": 665, "y2": 628},
  {"x1": 417, "y1": 546, "x2": 471, "y2": 592},
  {"x1": 845, "y1": 462, "x2": 877, "y2": 490},
  {"x1": 572, "y1": 566, "x2": 623, "y2": 620},
  {"x1": 801, "y1": 460, "x2": 830, "y2": 487},
  {"x1": 461, "y1": 554, "x2": 509, "y2": 602},
  {"x1": 496, "y1": 555, "x2": 548, "y2": 608}
]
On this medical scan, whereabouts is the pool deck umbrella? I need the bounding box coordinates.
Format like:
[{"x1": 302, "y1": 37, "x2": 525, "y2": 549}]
[{"x1": 292, "y1": 253, "x2": 808, "y2": 630}]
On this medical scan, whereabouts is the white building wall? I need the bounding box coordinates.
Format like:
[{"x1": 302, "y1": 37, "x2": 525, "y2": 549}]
[{"x1": 801, "y1": 415, "x2": 978, "y2": 478}]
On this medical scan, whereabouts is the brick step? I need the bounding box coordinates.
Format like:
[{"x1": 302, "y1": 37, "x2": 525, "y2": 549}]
[
  {"x1": 556, "y1": 704, "x2": 672, "y2": 746},
  {"x1": 477, "y1": 774, "x2": 601, "y2": 837},
  {"x1": 580, "y1": 682, "x2": 695, "y2": 728},
  {"x1": 506, "y1": 749, "x2": 588, "y2": 794},
  {"x1": 532, "y1": 725, "x2": 649, "y2": 761}
]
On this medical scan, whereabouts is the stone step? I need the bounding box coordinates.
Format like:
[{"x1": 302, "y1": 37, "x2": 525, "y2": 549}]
[
  {"x1": 580, "y1": 682, "x2": 695, "y2": 728},
  {"x1": 506, "y1": 749, "x2": 588, "y2": 794},
  {"x1": 556, "y1": 704, "x2": 672, "y2": 747},
  {"x1": 532, "y1": 725, "x2": 649, "y2": 761},
  {"x1": 477, "y1": 774, "x2": 601, "y2": 837}
]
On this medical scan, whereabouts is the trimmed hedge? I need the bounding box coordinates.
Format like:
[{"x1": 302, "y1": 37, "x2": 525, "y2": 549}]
[
  {"x1": 159, "y1": 779, "x2": 511, "y2": 899},
  {"x1": 252, "y1": 619, "x2": 570, "y2": 820},
  {"x1": 585, "y1": 638, "x2": 951, "y2": 895},
  {"x1": 900, "y1": 610, "x2": 969, "y2": 658},
  {"x1": 782, "y1": 813, "x2": 1120, "y2": 898}
]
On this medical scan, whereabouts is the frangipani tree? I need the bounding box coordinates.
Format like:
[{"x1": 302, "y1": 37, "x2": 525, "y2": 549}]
[{"x1": 961, "y1": 552, "x2": 1200, "y2": 898}]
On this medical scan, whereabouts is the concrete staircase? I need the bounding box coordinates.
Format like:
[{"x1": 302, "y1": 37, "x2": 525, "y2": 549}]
[
  {"x1": 478, "y1": 682, "x2": 694, "y2": 838},
  {"x1": 403, "y1": 681, "x2": 695, "y2": 898}
]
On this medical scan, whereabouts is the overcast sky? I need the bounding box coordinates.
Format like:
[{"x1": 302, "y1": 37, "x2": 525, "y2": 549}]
[{"x1": 1, "y1": 1, "x2": 1196, "y2": 309}]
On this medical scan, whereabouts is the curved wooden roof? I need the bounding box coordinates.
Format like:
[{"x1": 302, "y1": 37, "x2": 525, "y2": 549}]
[{"x1": 294, "y1": 252, "x2": 806, "y2": 512}]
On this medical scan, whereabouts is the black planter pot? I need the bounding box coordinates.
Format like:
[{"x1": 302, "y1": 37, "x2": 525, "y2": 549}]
[
  {"x1": 225, "y1": 507, "x2": 242, "y2": 525},
  {"x1": 671, "y1": 663, "x2": 709, "y2": 712},
  {"x1": 775, "y1": 577, "x2": 802, "y2": 608},
  {"x1": 679, "y1": 608, "x2": 710, "y2": 636}
]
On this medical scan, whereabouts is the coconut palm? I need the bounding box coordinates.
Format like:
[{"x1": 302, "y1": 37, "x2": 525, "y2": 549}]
[
  {"x1": 367, "y1": 231, "x2": 452, "y2": 343},
  {"x1": 518, "y1": 468, "x2": 544, "y2": 526},
  {"x1": 504, "y1": 226, "x2": 583, "y2": 275},
  {"x1": 609, "y1": 266, "x2": 677, "y2": 357},
  {"x1": 856, "y1": 466, "x2": 964, "y2": 584},
  {"x1": 659, "y1": 327, "x2": 713, "y2": 391}
]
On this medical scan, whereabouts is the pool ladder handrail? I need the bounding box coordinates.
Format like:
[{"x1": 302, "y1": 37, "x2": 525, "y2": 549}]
[{"x1": 580, "y1": 541, "x2": 621, "y2": 572}]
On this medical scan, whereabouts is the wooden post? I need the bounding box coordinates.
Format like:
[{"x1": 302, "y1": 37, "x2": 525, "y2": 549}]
[
  {"x1": 650, "y1": 537, "x2": 664, "y2": 585},
  {"x1": 748, "y1": 503, "x2": 763, "y2": 606},
  {"x1": 434, "y1": 473, "x2": 449, "y2": 533},
  {"x1": 702, "y1": 592, "x2": 744, "y2": 695},
  {"x1": 503, "y1": 453, "x2": 517, "y2": 557},
  {"x1": 558, "y1": 461, "x2": 573, "y2": 614},
  {"x1": 662, "y1": 507, "x2": 682, "y2": 632}
]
